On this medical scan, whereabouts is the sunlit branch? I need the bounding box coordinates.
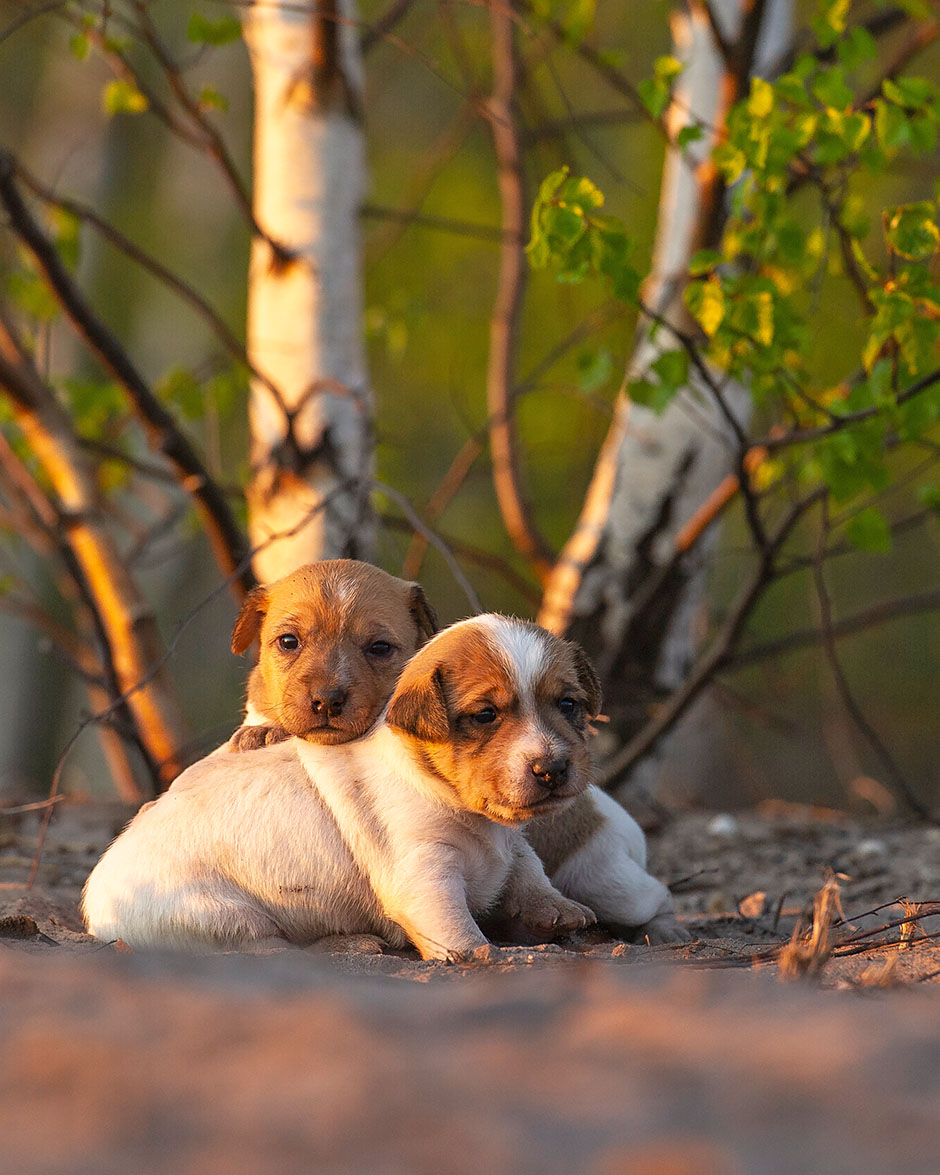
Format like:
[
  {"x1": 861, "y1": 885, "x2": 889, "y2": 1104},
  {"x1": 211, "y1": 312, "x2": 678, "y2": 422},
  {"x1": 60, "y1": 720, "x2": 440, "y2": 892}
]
[{"x1": 0, "y1": 319, "x2": 190, "y2": 792}]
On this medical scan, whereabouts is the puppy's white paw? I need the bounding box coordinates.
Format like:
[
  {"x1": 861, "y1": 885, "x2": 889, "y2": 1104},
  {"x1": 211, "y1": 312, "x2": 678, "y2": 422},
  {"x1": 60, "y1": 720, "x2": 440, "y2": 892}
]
[{"x1": 634, "y1": 912, "x2": 690, "y2": 945}]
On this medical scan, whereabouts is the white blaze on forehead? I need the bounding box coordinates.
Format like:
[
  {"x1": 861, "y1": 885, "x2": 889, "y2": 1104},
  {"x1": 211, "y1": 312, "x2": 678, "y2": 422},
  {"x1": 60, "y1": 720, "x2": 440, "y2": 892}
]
[{"x1": 474, "y1": 615, "x2": 549, "y2": 700}]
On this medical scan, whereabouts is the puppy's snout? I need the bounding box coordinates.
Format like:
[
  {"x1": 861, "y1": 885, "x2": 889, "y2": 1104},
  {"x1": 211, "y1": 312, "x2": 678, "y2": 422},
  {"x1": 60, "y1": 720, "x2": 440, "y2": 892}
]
[
  {"x1": 529, "y1": 756, "x2": 570, "y2": 790},
  {"x1": 311, "y1": 688, "x2": 348, "y2": 717}
]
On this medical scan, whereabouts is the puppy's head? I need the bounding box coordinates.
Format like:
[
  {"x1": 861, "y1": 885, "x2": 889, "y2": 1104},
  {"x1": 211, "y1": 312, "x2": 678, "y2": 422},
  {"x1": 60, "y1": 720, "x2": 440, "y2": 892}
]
[
  {"x1": 232, "y1": 560, "x2": 438, "y2": 744},
  {"x1": 386, "y1": 614, "x2": 601, "y2": 824}
]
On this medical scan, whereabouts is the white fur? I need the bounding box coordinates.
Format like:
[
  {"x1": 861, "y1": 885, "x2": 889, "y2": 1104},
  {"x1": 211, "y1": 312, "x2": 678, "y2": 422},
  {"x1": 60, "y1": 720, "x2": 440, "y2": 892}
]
[
  {"x1": 82, "y1": 680, "x2": 587, "y2": 959},
  {"x1": 478, "y1": 614, "x2": 548, "y2": 701},
  {"x1": 549, "y1": 786, "x2": 676, "y2": 931}
]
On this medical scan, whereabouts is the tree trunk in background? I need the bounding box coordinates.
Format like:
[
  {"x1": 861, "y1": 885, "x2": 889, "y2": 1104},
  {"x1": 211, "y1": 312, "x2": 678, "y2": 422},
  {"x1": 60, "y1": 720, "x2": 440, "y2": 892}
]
[
  {"x1": 244, "y1": 0, "x2": 373, "y2": 584},
  {"x1": 540, "y1": 0, "x2": 792, "y2": 796}
]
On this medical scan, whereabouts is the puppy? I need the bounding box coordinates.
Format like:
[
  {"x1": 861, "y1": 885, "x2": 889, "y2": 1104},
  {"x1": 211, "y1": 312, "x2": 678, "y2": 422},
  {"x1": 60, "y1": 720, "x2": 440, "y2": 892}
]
[
  {"x1": 81, "y1": 615, "x2": 599, "y2": 958},
  {"x1": 228, "y1": 561, "x2": 685, "y2": 945},
  {"x1": 229, "y1": 560, "x2": 437, "y2": 750}
]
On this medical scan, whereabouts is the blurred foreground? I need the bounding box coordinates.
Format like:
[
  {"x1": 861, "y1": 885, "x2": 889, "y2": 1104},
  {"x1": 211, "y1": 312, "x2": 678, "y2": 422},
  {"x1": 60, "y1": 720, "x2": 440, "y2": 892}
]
[{"x1": 2, "y1": 800, "x2": 940, "y2": 1174}]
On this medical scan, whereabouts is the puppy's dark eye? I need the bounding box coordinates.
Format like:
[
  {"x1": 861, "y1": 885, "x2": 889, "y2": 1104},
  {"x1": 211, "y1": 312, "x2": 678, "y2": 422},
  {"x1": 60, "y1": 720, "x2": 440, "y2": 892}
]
[
  {"x1": 277, "y1": 634, "x2": 300, "y2": 652},
  {"x1": 558, "y1": 697, "x2": 579, "y2": 718},
  {"x1": 472, "y1": 706, "x2": 498, "y2": 726},
  {"x1": 366, "y1": 640, "x2": 393, "y2": 658}
]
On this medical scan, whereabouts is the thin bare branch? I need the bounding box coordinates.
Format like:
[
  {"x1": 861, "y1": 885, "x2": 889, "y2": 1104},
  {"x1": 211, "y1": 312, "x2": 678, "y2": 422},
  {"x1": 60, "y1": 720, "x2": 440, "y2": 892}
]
[
  {"x1": 11, "y1": 154, "x2": 289, "y2": 416},
  {"x1": 360, "y1": 0, "x2": 416, "y2": 53},
  {"x1": 0, "y1": 152, "x2": 253, "y2": 594},
  {"x1": 813, "y1": 496, "x2": 928, "y2": 818},
  {"x1": 484, "y1": 0, "x2": 554, "y2": 580},
  {"x1": 374, "y1": 481, "x2": 482, "y2": 612},
  {"x1": 728, "y1": 587, "x2": 940, "y2": 667},
  {"x1": 596, "y1": 488, "x2": 824, "y2": 790}
]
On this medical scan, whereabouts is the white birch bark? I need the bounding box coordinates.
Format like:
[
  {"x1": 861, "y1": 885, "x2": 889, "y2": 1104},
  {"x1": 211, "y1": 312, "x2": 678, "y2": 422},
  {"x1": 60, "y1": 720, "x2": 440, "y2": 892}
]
[
  {"x1": 244, "y1": 0, "x2": 373, "y2": 584},
  {"x1": 540, "y1": 0, "x2": 792, "y2": 791}
]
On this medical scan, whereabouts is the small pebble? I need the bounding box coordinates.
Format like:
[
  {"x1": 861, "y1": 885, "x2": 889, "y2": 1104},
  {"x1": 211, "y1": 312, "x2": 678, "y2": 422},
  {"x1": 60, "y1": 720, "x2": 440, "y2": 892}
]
[
  {"x1": 707, "y1": 814, "x2": 739, "y2": 838},
  {"x1": 855, "y1": 838, "x2": 887, "y2": 858}
]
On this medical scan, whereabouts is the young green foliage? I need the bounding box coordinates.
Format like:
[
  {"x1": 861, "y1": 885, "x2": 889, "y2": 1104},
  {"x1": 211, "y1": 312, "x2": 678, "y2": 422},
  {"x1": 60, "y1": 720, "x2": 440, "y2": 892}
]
[{"x1": 529, "y1": 2, "x2": 940, "y2": 530}]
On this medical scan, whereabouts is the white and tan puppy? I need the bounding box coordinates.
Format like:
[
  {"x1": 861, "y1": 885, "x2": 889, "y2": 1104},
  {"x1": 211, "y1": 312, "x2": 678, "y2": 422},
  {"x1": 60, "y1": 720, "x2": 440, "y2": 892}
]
[
  {"x1": 228, "y1": 561, "x2": 685, "y2": 944},
  {"x1": 82, "y1": 615, "x2": 601, "y2": 958}
]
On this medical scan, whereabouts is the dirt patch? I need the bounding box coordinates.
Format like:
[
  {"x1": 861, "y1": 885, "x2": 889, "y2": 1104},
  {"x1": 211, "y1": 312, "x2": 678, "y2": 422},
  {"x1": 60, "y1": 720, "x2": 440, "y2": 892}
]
[{"x1": 2, "y1": 797, "x2": 940, "y2": 1173}]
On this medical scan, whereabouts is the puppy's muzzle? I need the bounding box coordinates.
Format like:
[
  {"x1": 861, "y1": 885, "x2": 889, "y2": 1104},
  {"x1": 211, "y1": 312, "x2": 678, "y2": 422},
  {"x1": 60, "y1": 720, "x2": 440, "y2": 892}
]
[
  {"x1": 310, "y1": 688, "x2": 348, "y2": 718},
  {"x1": 529, "y1": 756, "x2": 570, "y2": 791}
]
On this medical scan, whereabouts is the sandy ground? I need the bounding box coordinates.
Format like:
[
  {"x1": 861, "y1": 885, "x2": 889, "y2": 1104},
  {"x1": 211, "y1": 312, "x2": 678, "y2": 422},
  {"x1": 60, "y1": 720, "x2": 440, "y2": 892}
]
[{"x1": 2, "y1": 797, "x2": 940, "y2": 1173}]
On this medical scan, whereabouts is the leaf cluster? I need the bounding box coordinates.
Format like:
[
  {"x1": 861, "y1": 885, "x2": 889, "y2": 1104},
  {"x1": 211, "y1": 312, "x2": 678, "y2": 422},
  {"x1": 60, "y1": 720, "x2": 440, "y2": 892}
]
[{"x1": 529, "y1": 4, "x2": 940, "y2": 552}]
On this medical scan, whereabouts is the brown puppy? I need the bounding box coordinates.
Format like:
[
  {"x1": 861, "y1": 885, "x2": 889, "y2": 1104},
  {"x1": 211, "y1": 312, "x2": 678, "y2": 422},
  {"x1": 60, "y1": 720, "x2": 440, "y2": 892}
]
[
  {"x1": 229, "y1": 560, "x2": 686, "y2": 944},
  {"x1": 83, "y1": 614, "x2": 598, "y2": 958},
  {"x1": 230, "y1": 560, "x2": 437, "y2": 750}
]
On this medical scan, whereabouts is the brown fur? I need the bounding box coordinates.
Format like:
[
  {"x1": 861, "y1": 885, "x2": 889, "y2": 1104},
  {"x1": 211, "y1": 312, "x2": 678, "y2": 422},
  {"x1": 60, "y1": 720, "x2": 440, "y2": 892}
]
[
  {"x1": 230, "y1": 560, "x2": 437, "y2": 749},
  {"x1": 387, "y1": 619, "x2": 599, "y2": 825},
  {"x1": 524, "y1": 790, "x2": 607, "y2": 876}
]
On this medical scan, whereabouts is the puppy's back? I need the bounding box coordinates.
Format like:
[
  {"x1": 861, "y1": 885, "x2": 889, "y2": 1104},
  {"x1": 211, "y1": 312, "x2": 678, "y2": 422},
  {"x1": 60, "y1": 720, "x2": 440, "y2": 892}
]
[{"x1": 81, "y1": 741, "x2": 388, "y2": 951}]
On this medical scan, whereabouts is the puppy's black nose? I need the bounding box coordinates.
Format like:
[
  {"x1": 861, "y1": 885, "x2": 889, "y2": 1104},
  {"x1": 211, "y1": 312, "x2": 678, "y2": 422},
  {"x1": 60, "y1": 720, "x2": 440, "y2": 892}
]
[
  {"x1": 530, "y1": 757, "x2": 570, "y2": 790},
  {"x1": 311, "y1": 688, "x2": 348, "y2": 717}
]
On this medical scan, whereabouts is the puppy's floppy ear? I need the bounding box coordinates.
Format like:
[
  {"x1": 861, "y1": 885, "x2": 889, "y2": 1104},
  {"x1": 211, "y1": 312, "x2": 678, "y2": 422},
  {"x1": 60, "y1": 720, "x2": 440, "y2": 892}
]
[
  {"x1": 231, "y1": 585, "x2": 269, "y2": 654},
  {"x1": 386, "y1": 665, "x2": 450, "y2": 742},
  {"x1": 407, "y1": 583, "x2": 439, "y2": 645},
  {"x1": 568, "y1": 639, "x2": 602, "y2": 718}
]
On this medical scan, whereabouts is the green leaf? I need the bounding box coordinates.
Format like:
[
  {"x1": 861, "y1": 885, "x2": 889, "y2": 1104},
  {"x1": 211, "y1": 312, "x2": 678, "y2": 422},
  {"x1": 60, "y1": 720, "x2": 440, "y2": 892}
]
[
  {"x1": 917, "y1": 484, "x2": 940, "y2": 514},
  {"x1": 637, "y1": 77, "x2": 670, "y2": 119},
  {"x1": 187, "y1": 12, "x2": 243, "y2": 46},
  {"x1": 198, "y1": 85, "x2": 229, "y2": 113},
  {"x1": 836, "y1": 25, "x2": 877, "y2": 70},
  {"x1": 559, "y1": 174, "x2": 605, "y2": 212},
  {"x1": 882, "y1": 75, "x2": 934, "y2": 111},
  {"x1": 628, "y1": 376, "x2": 675, "y2": 414},
  {"x1": 812, "y1": 0, "x2": 850, "y2": 48},
  {"x1": 103, "y1": 79, "x2": 148, "y2": 116},
  {"x1": 713, "y1": 143, "x2": 746, "y2": 184},
  {"x1": 684, "y1": 279, "x2": 725, "y2": 337},
  {"x1": 874, "y1": 98, "x2": 911, "y2": 151},
  {"x1": 677, "y1": 124, "x2": 704, "y2": 148},
  {"x1": 653, "y1": 55, "x2": 683, "y2": 84},
  {"x1": 845, "y1": 508, "x2": 892, "y2": 554},
  {"x1": 576, "y1": 348, "x2": 614, "y2": 393},
  {"x1": 651, "y1": 348, "x2": 689, "y2": 389},
  {"x1": 5, "y1": 270, "x2": 58, "y2": 321},
  {"x1": 688, "y1": 249, "x2": 722, "y2": 276},
  {"x1": 885, "y1": 202, "x2": 940, "y2": 261},
  {"x1": 811, "y1": 66, "x2": 853, "y2": 111},
  {"x1": 69, "y1": 33, "x2": 90, "y2": 61},
  {"x1": 158, "y1": 368, "x2": 204, "y2": 419}
]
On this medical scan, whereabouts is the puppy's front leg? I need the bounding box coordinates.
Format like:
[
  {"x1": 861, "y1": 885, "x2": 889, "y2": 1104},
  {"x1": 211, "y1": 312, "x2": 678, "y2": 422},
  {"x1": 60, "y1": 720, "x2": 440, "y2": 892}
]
[
  {"x1": 499, "y1": 836, "x2": 596, "y2": 941},
  {"x1": 381, "y1": 849, "x2": 489, "y2": 962}
]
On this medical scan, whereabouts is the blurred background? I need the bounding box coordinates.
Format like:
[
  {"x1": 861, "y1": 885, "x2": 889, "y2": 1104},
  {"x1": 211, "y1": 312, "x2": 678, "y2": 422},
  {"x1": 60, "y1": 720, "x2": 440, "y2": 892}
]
[{"x1": 0, "y1": 0, "x2": 937, "y2": 812}]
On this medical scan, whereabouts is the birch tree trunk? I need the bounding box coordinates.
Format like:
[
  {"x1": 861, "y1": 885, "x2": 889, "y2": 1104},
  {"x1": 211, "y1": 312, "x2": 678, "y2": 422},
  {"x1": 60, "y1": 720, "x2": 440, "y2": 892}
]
[
  {"x1": 244, "y1": 0, "x2": 373, "y2": 584},
  {"x1": 539, "y1": 0, "x2": 792, "y2": 793}
]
